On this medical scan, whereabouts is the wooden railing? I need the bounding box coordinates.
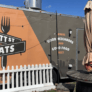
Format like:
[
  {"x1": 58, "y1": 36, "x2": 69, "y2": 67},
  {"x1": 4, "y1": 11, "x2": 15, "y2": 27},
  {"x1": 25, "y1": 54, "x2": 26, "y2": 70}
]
[{"x1": 0, "y1": 63, "x2": 55, "y2": 92}]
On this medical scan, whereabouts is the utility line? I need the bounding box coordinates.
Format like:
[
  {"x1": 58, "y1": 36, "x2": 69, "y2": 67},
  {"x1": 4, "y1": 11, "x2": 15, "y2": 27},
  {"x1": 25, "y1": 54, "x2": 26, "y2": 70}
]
[{"x1": 26, "y1": 33, "x2": 56, "y2": 51}]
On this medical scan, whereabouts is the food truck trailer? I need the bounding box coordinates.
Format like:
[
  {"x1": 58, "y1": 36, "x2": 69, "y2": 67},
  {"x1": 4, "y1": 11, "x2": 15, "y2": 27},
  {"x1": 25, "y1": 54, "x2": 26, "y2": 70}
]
[{"x1": 0, "y1": 0, "x2": 86, "y2": 86}]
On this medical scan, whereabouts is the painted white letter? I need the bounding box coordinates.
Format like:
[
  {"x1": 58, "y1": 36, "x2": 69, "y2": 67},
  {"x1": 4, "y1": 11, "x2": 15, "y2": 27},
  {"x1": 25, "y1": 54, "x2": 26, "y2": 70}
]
[
  {"x1": 10, "y1": 45, "x2": 14, "y2": 52},
  {"x1": 0, "y1": 35, "x2": 3, "y2": 42},
  {"x1": 0, "y1": 47, "x2": 4, "y2": 54},
  {"x1": 4, "y1": 36, "x2": 7, "y2": 42},
  {"x1": 5, "y1": 46, "x2": 9, "y2": 53}
]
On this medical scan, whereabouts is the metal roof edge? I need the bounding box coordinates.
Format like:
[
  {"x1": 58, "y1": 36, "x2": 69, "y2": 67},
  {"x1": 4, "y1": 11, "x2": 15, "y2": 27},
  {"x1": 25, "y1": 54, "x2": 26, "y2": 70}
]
[{"x1": 0, "y1": 4, "x2": 84, "y2": 19}]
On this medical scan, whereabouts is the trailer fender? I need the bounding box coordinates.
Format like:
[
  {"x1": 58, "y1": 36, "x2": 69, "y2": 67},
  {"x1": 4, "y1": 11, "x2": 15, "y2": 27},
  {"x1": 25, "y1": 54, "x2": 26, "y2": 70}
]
[{"x1": 52, "y1": 65, "x2": 60, "y2": 83}]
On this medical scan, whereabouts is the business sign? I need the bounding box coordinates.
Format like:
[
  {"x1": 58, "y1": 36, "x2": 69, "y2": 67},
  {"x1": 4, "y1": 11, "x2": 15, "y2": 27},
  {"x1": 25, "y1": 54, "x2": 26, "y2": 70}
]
[
  {"x1": 0, "y1": 16, "x2": 26, "y2": 68},
  {"x1": 0, "y1": 41, "x2": 26, "y2": 56},
  {"x1": 0, "y1": 32, "x2": 22, "y2": 44},
  {"x1": 46, "y1": 33, "x2": 74, "y2": 54}
]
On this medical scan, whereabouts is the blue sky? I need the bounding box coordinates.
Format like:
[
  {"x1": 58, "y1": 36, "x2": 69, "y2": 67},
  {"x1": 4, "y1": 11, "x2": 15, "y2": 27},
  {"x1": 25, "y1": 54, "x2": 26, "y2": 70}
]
[{"x1": 0, "y1": 0, "x2": 88, "y2": 17}]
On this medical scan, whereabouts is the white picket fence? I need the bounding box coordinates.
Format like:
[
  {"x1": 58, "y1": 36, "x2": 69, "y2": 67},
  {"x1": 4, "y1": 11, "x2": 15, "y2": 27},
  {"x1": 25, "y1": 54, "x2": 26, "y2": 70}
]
[{"x1": 0, "y1": 63, "x2": 55, "y2": 92}]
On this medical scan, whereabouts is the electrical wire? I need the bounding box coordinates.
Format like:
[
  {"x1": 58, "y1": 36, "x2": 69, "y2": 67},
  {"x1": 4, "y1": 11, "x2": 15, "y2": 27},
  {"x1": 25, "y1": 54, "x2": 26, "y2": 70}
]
[
  {"x1": 0, "y1": 19, "x2": 55, "y2": 51},
  {"x1": 26, "y1": 33, "x2": 56, "y2": 51},
  {"x1": 26, "y1": 41, "x2": 45, "y2": 51}
]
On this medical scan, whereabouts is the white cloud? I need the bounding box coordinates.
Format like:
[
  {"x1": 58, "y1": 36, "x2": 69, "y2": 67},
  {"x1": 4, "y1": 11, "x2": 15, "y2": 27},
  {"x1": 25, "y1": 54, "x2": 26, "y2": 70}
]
[{"x1": 46, "y1": 5, "x2": 52, "y2": 8}]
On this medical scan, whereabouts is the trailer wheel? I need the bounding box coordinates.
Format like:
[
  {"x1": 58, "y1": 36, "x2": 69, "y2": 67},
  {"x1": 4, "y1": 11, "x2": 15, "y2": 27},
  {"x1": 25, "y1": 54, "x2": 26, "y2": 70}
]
[
  {"x1": 76, "y1": 81, "x2": 92, "y2": 92},
  {"x1": 52, "y1": 69, "x2": 57, "y2": 84}
]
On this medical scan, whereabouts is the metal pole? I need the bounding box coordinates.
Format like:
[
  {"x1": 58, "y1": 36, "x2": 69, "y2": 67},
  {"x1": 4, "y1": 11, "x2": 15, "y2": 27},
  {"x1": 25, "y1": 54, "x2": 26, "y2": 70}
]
[
  {"x1": 76, "y1": 29, "x2": 78, "y2": 70},
  {"x1": 56, "y1": 11, "x2": 59, "y2": 83},
  {"x1": 50, "y1": 36, "x2": 52, "y2": 63}
]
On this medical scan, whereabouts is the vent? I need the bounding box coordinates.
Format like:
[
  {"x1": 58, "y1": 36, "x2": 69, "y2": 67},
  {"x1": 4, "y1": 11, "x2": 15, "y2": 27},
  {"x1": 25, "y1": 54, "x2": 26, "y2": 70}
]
[{"x1": 24, "y1": 0, "x2": 42, "y2": 10}]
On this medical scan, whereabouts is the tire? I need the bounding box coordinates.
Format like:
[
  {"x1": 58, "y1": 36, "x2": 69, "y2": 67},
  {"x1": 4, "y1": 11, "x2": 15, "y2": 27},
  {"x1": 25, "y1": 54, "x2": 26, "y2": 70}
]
[
  {"x1": 52, "y1": 69, "x2": 58, "y2": 84},
  {"x1": 76, "y1": 81, "x2": 92, "y2": 92}
]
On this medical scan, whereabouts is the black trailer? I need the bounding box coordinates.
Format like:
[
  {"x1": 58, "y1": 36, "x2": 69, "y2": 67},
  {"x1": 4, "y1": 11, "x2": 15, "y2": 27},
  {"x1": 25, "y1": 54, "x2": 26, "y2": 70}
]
[
  {"x1": 24, "y1": 10, "x2": 86, "y2": 83},
  {"x1": 0, "y1": 3, "x2": 86, "y2": 84}
]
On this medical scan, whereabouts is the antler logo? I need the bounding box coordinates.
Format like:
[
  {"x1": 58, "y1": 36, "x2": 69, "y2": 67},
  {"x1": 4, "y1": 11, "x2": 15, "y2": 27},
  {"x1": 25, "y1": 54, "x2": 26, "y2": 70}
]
[{"x1": 1, "y1": 17, "x2": 10, "y2": 34}]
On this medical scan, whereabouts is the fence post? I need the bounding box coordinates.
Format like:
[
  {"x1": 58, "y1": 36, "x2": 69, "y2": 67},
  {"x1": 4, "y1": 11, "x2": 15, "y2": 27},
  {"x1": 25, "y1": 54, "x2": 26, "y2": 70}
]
[
  {"x1": 32, "y1": 65, "x2": 34, "y2": 85},
  {"x1": 20, "y1": 65, "x2": 23, "y2": 87},
  {"x1": 12, "y1": 66, "x2": 14, "y2": 88},
  {"x1": 39, "y1": 64, "x2": 42, "y2": 84},
  {"x1": 7, "y1": 66, "x2": 10, "y2": 89},
  {"x1": 35, "y1": 64, "x2": 38, "y2": 85},
  {"x1": 3, "y1": 67, "x2": 5, "y2": 90},
  {"x1": 28, "y1": 65, "x2": 31, "y2": 86},
  {"x1": 46, "y1": 64, "x2": 49, "y2": 83},
  {"x1": 43, "y1": 64, "x2": 45, "y2": 84},
  {"x1": 16, "y1": 66, "x2": 18, "y2": 87},
  {"x1": 24, "y1": 65, "x2": 27, "y2": 86}
]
